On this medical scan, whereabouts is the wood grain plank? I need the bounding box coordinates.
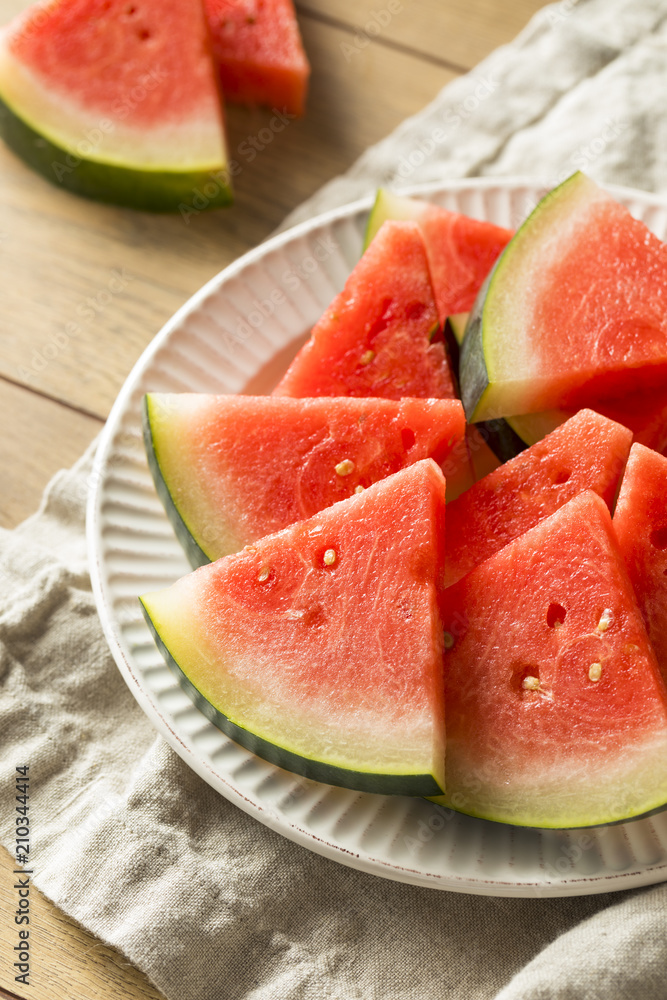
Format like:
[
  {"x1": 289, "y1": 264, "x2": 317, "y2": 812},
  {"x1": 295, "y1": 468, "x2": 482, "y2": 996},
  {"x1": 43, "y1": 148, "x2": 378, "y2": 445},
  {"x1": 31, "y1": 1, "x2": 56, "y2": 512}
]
[
  {"x1": 0, "y1": 17, "x2": 455, "y2": 420},
  {"x1": 0, "y1": 849, "x2": 165, "y2": 1000},
  {"x1": 0, "y1": 379, "x2": 101, "y2": 529},
  {"x1": 296, "y1": 0, "x2": 548, "y2": 70}
]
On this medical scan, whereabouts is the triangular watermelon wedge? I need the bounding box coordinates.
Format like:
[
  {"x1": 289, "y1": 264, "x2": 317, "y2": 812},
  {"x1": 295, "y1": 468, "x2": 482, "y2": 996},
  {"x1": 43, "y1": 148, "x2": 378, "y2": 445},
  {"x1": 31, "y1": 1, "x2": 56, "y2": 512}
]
[
  {"x1": 444, "y1": 409, "x2": 632, "y2": 587},
  {"x1": 204, "y1": 0, "x2": 310, "y2": 116},
  {"x1": 439, "y1": 490, "x2": 667, "y2": 828},
  {"x1": 0, "y1": 0, "x2": 231, "y2": 211},
  {"x1": 144, "y1": 393, "x2": 465, "y2": 566},
  {"x1": 364, "y1": 190, "x2": 513, "y2": 320},
  {"x1": 462, "y1": 173, "x2": 667, "y2": 421},
  {"x1": 273, "y1": 220, "x2": 457, "y2": 399},
  {"x1": 614, "y1": 443, "x2": 667, "y2": 685},
  {"x1": 141, "y1": 460, "x2": 448, "y2": 795}
]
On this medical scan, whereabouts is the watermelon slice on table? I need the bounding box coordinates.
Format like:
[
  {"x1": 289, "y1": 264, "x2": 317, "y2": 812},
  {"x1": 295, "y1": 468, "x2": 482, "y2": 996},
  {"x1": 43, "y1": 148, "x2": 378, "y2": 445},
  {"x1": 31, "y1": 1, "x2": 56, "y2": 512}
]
[
  {"x1": 461, "y1": 172, "x2": 667, "y2": 422},
  {"x1": 438, "y1": 490, "x2": 667, "y2": 828},
  {"x1": 143, "y1": 392, "x2": 465, "y2": 566},
  {"x1": 204, "y1": 0, "x2": 310, "y2": 116},
  {"x1": 141, "y1": 460, "x2": 448, "y2": 795},
  {"x1": 444, "y1": 409, "x2": 632, "y2": 588},
  {"x1": 614, "y1": 444, "x2": 667, "y2": 685},
  {"x1": 273, "y1": 220, "x2": 457, "y2": 400},
  {"x1": 0, "y1": 0, "x2": 231, "y2": 211},
  {"x1": 364, "y1": 189, "x2": 513, "y2": 321}
]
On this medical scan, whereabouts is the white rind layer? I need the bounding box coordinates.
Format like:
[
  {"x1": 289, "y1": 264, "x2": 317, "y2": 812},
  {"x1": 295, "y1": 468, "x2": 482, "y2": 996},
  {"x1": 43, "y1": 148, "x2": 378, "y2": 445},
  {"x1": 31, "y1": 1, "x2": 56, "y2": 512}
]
[
  {"x1": 441, "y1": 726, "x2": 667, "y2": 828},
  {"x1": 484, "y1": 174, "x2": 612, "y2": 386}
]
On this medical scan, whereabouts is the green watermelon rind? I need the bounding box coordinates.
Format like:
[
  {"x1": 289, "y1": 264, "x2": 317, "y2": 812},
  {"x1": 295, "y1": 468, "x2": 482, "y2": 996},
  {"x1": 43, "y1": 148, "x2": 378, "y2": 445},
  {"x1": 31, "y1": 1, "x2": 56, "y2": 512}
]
[
  {"x1": 460, "y1": 172, "x2": 589, "y2": 422},
  {"x1": 427, "y1": 789, "x2": 667, "y2": 830},
  {"x1": 142, "y1": 396, "x2": 212, "y2": 568},
  {"x1": 140, "y1": 599, "x2": 444, "y2": 797},
  {"x1": 0, "y1": 97, "x2": 233, "y2": 212}
]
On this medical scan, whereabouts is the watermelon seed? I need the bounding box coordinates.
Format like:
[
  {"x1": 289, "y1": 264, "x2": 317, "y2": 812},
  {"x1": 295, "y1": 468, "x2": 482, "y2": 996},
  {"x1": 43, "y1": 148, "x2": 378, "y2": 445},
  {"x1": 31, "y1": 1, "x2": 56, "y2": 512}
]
[
  {"x1": 521, "y1": 675, "x2": 541, "y2": 691},
  {"x1": 354, "y1": 485, "x2": 365, "y2": 494},
  {"x1": 360, "y1": 350, "x2": 375, "y2": 365},
  {"x1": 588, "y1": 662, "x2": 603, "y2": 682},
  {"x1": 257, "y1": 565, "x2": 270, "y2": 583},
  {"x1": 596, "y1": 609, "x2": 612, "y2": 632},
  {"x1": 323, "y1": 549, "x2": 337, "y2": 566},
  {"x1": 335, "y1": 459, "x2": 355, "y2": 476},
  {"x1": 443, "y1": 632, "x2": 455, "y2": 650}
]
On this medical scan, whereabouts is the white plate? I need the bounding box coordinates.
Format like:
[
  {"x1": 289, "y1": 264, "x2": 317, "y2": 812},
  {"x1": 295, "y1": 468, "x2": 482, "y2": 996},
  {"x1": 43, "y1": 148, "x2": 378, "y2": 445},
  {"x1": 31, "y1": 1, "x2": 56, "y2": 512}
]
[{"x1": 88, "y1": 177, "x2": 667, "y2": 898}]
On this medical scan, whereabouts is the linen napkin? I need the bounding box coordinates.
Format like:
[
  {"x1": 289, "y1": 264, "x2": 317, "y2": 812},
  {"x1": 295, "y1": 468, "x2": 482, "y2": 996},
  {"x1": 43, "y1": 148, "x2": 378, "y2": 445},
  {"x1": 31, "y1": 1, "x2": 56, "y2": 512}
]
[{"x1": 2, "y1": 1, "x2": 667, "y2": 998}]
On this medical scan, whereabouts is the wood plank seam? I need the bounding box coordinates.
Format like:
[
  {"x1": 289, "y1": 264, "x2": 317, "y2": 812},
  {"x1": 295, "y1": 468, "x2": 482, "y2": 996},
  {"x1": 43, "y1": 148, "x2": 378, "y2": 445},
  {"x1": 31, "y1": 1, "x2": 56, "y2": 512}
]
[
  {"x1": 295, "y1": 4, "x2": 471, "y2": 74},
  {"x1": 0, "y1": 374, "x2": 105, "y2": 425}
]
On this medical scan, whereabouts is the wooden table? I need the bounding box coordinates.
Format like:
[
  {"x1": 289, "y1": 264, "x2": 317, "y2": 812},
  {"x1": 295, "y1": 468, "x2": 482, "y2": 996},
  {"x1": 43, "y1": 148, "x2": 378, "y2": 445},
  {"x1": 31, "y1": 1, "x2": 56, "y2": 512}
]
[{"x1": 0, "y1": 1, "x2": 545, "y2": 996}]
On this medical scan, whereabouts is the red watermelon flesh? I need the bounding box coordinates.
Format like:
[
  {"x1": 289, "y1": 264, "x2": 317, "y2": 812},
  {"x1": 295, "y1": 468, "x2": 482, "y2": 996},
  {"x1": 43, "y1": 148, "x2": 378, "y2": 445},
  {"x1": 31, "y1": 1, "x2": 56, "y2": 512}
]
[
  {"x1": 205, "y1": 0, "x2": 309, "y2": 116},
  {"x1": 2, "y1": 0, "x2": 225, "y2": 148},
  {"x1": 464, "y1": 174, "x2": 667, "y2": 422},
  {"x1": 444, "y1": 409, "x2": 632, "y2": 588},
  {"x1": 365, "y1": 190, "x2": 513, "y2": 321},
  {"x1": 273, "y1": 221, "x2": 457, "y2": 400},
  {"x1": 143, "y1": 393, "x2": 465, "y2": 564},
  {"x1": 506, "y1": 389, "x2": 667, "y2": 457},
  {"x1": 140, "y1": 460, "x2": 448, "y2": 794},
  {"x1": 614, "y1": 444, "x2": 667, "y2": 685},
  {"x1": 597, "y1": 390, "x2": 667, "y2": 455},
  {"x1": 415, "y1": 203, "x2": 513, "y2": 319},
  {"x1": 439, "y1": 490, "x2": 667, "y2": 827}
]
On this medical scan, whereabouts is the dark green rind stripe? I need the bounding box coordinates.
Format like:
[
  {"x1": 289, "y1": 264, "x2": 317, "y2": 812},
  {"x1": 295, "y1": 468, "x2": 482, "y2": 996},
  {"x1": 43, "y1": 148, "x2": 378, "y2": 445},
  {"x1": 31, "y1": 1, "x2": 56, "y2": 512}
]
[
  {"x1": 475, "y1": 418, "x2": 527, "y2": 464},
  {"x1": 140, "y1": 601, "x2": 443, "y2": 797},
  {"x1": 459, "y1": 267, "x2": 493, "y2": 421},
  {"x1": 142, "y1": 396, "x2": 211, "y2": 569},
  {"x1": 0, "y1": 98, "x2": 232, "y2": 212}
]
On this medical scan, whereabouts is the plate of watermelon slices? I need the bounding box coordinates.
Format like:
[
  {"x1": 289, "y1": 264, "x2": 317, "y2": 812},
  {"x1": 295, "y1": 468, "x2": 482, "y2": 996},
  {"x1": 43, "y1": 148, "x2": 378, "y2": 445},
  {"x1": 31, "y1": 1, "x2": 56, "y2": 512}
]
[{"x1": 88, "y1": 175, "x2": 667, "y2": 897}]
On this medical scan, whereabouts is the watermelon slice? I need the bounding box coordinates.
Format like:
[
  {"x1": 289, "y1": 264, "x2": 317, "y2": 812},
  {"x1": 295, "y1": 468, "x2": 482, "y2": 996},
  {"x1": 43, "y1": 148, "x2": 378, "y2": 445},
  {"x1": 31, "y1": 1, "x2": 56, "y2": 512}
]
[
  {"x1": 0, "y1": 0, "x2": 232, "y2": 211},
  {"x1": 444, "y1": 409, "x2": 632, "y2": 588},
  {"x1": 439, "y1": 490, "x2": 667, "y2": 828},
  {"x1": 204, "y1": 0, "x2": 309, "y2": 116},
  {"x1": 461, "y1": 173, "x2": 667, "y2": 421},
  {"x1": 141, "y1": 460, "x2": 448, "y2": 795},
  {"x1": 273, "y1": 221, "x2": 456, "y2": 400},
  {"x1": 614, "y1": 444, "x2": 667, "y2": 685},
  {"x1": 143, "y1": 392, "x2": 465, "y2": 566},
  {"x1": 364, "y1": 190, "x2": 513, "y2": 321}
]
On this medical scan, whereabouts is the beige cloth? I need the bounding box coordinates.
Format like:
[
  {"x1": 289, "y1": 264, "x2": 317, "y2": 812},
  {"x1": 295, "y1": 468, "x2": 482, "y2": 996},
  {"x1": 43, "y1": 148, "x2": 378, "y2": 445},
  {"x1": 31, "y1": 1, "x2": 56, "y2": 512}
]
[{"x1": 2, "y1": 1, "x2": 667, "y2": 997}]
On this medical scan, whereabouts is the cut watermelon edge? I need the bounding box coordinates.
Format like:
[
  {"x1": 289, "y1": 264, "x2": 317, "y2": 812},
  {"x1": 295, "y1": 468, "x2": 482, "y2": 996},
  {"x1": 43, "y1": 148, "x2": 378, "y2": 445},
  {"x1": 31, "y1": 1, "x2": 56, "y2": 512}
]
[
  {"x1": 139, "y1": 596, "x2": 445, "y2": 797},
  {"x1": 142, "y1": 396, "x2": 212, "y2": 566}
]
